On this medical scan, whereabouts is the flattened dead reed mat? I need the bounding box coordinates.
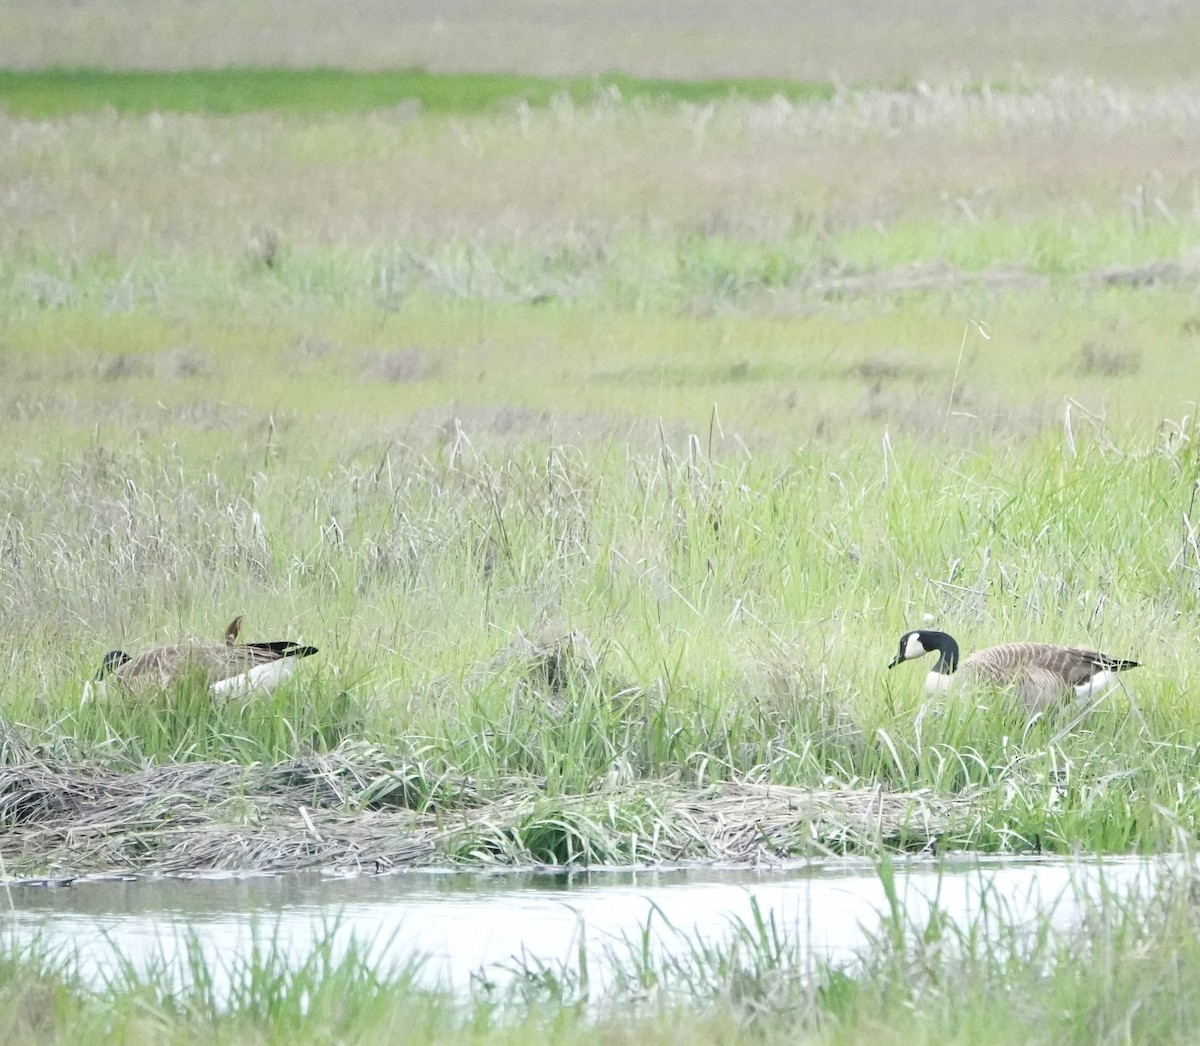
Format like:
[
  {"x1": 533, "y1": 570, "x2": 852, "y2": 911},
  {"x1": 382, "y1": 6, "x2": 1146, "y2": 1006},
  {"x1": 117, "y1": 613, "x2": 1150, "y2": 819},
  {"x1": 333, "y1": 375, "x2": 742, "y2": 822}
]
[{"x1": 0, "y1": 740, "x2": 981, "y2": 879}]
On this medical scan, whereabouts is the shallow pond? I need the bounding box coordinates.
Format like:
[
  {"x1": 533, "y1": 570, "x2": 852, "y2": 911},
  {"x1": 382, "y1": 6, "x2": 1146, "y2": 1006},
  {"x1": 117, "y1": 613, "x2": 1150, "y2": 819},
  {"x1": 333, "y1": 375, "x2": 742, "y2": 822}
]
[{"x1": 0, "y1": 856, "x2": 1170, "y2": 996}]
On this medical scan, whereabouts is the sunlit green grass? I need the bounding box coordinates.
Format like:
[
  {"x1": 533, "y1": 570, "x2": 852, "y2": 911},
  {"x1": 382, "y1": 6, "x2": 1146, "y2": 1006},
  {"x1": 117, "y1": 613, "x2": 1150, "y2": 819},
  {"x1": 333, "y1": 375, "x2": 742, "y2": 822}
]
[
  {"x1": 6, "y1": 221, "x2": 1199, "y2": 315},
  {"x1": 4, "y1": 25, "x2": 1200, "y2": 1046},
  {"x1": 4, "y1": 414, "x2": 1200, "y2": 858},
  {"x1": 3, "y1": 74, "x2": 1200, "y2": 865},
  {"x1": 0, "y1": 68, "x2": 834, "y2": 118},
  {"x1": 3, "y1": 279, "x2": 1199, "y2": 452}
]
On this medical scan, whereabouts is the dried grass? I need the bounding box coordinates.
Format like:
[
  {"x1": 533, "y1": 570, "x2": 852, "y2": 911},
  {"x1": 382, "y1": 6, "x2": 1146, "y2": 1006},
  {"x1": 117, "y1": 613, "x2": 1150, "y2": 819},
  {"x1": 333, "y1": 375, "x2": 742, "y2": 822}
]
[
  {"x1": 1, "y1": 0, "x2": 1197, "y2": 85},
  {"x1": 7, "y1": 82, "x2": 1200, "y2": 260},
  {"x1": 1081, "y1": 260, "x2": 1198, "y2": 289},
  {"x1": 0, "y1": 744, "x2": 442, "y2": 877},
  {"x1": 1078, "y1": 339, "x2": 1141, "y2": 376},
  {"x1": 0, "y1": 737, "x2": 976, "y2": 878},
  {"x1": 813, "y1": 261, "x2": 1050, "y2": 299},
  {"x1": 673, "y1": 781, "x2": 967, "y2": 858},
  {"x1": 361, "y1": 347, "x2": 440, "y2": 385}
]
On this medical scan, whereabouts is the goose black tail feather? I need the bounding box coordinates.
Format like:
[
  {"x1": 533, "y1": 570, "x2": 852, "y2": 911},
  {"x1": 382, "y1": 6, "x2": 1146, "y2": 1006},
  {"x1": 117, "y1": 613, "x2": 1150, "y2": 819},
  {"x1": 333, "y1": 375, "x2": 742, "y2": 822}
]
[
  {"x1": 247, "y1": 641, "x2": 319, "y2": 659},
  {"x1": 1098, "y1": 657, "x2": 1139, "y2": 672}
]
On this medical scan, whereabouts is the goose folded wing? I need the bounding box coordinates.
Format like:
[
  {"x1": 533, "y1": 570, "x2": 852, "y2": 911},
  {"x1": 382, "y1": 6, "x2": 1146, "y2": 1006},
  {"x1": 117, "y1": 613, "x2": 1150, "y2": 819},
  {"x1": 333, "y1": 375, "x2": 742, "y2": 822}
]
[
  {"x1": 242, "y1": 641, "x2": 318, "y2": 661},
  {"x1": 1061, "y1": 647, "x2": 1138, "y2": 685},
  {"x1": 118, "y1": 645, "x2": 196, "y2": 683}
]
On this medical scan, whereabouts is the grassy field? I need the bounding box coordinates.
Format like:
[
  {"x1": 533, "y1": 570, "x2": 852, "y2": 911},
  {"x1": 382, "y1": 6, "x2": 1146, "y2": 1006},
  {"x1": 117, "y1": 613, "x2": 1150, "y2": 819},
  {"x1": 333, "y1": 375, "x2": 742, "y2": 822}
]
[
  {"x1": 4, "y1": 4, "x2": 1200, "y2": 1041},
  {"x1": 3, "y1": 61, "x2": 1200, "y2": 872},
  {"x1": 2, "y1": 71, "x2": 1200, "y2": 872}
]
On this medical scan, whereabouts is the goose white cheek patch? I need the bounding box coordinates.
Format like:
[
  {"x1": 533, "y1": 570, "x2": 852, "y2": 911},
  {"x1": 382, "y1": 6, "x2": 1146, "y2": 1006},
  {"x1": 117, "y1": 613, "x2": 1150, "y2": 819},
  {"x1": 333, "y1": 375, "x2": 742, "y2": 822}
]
[{"x1": 904, "y1": 633, "x2": 927, "y2": 660}]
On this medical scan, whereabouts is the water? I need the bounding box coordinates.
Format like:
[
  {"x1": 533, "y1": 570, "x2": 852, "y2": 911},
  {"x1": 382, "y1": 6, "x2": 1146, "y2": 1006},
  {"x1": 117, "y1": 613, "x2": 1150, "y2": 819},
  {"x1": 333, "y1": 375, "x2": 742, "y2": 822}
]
[{"x1": 0, "y1": 856, "x2": 1171, "y2": 996}]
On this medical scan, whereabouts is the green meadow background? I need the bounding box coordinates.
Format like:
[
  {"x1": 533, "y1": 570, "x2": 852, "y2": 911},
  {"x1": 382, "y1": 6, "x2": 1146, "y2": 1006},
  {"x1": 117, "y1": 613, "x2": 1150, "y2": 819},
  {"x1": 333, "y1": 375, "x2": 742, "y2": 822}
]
[
  {"x1": 6, "y1": 2, "x2": 1200, "y2": 1043},
  {"x1": 2, "y1": 1, "x2": 1200, "y2": 855}
]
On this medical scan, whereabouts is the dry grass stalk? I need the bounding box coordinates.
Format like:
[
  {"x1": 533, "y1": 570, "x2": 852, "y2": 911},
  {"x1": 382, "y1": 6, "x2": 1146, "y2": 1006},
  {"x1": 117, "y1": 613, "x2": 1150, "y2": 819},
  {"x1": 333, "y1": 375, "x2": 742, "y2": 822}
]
[{"x1": 0, "y1": 741, "x2": 977, "y2": 878}]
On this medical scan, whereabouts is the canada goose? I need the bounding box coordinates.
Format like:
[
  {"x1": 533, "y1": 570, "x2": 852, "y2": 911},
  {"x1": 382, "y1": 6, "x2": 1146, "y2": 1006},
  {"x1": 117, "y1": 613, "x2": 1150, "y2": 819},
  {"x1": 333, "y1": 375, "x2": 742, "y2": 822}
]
[
  {"x1": 887, "y1": 629, "x2": 1138, "y2": 711},
  {"x1": 85, "y1": 616, "x2": 318, "y2": 700}
]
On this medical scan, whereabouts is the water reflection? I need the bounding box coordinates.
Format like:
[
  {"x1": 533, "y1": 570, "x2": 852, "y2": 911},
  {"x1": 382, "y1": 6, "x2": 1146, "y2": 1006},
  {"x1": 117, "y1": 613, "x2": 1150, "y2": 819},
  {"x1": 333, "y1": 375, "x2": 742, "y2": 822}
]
[{"x1": 0, "y1": 856, "x2": 1167, "y2": 996}]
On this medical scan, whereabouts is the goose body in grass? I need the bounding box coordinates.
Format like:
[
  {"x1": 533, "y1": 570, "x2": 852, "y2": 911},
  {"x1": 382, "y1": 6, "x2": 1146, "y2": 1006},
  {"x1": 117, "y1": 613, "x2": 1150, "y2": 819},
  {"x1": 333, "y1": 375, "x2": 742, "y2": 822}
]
[
  {"x1": 85, "y1": 616, "x2": 318, "y2": 700},
  {"x1": 887, "y1": 629, "x2": 1138, "y2": 711}
]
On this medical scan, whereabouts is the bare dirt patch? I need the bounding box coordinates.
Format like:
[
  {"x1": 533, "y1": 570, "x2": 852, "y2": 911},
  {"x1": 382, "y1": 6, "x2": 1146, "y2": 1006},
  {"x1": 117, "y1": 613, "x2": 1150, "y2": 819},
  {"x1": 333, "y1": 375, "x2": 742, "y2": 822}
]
[
  {"x1": 361, "y1": 347, "x2": 440, "y2": 384},
  {"x1": 814, "y1": 261, "x2": 1050, "y2": 299}
]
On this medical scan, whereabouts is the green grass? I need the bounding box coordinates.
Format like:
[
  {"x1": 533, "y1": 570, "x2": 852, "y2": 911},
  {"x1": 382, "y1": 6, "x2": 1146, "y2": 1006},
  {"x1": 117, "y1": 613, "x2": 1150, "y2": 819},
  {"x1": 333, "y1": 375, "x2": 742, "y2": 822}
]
[
  {"x1": 3, "y1": 68, "x2": 1200, "y2": 870},
  {"x1": 6, "y1": 221, "x2": 1199, "y2": 317},
  {"x1": 0, "y1": 68, "x2": 835, "y2": 118},
  {"x1": 4, "y1": 423, "x2": 1200, "y2": 864},
  {"x1": 2, "y1": 40, "x2": 1200, "y2": 1044}
]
